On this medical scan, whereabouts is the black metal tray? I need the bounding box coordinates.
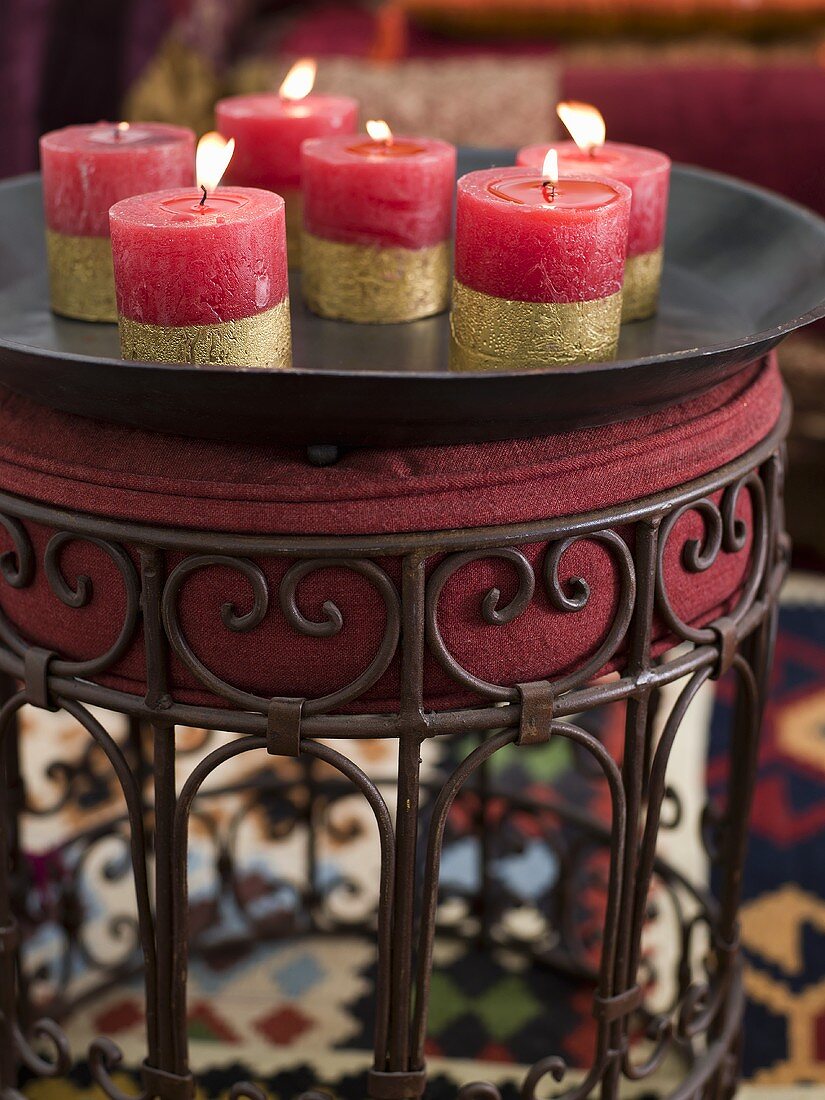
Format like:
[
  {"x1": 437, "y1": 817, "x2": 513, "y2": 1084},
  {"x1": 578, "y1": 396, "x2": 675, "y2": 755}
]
[{"x1": 0, "y1": 149, "x2": 823, "y2": 447}]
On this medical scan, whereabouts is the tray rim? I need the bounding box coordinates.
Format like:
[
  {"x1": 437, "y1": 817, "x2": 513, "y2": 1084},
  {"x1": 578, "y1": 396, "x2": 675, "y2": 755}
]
[{"x1": 1, "y1": 162, "x2": 824, "y2": 383}]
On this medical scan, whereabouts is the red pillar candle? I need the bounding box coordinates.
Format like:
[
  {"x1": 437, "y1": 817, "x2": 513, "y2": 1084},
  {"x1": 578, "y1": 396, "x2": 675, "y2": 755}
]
[
  {"x1": 517, "y1": 103, "x2": 670, "y2": 322},
  {"x1": 109, "y1": 134, "x2": 291, "y2": 368},
  {"x1": 216, "y1": 60, "x2": 358, "y2": 266},
  {"x1": 300, "y1": 122, "x2": 456, "y2": 323},
  {"x1": 451, "y1": 159, "x2": 630, "y2": 370},
  {"x1": 40, "y1": 122, "x2": 195, "y2": 322}
]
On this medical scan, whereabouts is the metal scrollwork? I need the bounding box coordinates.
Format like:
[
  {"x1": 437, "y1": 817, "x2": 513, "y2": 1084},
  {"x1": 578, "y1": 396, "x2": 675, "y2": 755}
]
[
  {"x1": 72, "y1": 830, "x2": 141, "y2": 973},
  {"x1": 45, "y1": 535, "x2": 141, "y2": 678},
  {"x1": 13, "y1": 1019, "x2": 71, "y2": 1078},
  {"x1": 171, "y1": 734, "x2": 396, "y2": 1071},
  {"x1": 0, "y1": 528, "x2": 140, "y2": 676},
  {"x1": 279, "y1": 558, "x2": 401, "y2": 713},
  {"x1": 620, "y1": 668, "x2": 716, "y2": 1082},
  {"x1": 0, "y1": 514, "x2": 34, "y2": 590},
  {"x1": 0, "y1": 516, "x2": 36, "y2": 658},
  {"x1": 162, "y1": 555, "x2": 270, "y2": 710},
  {"x1": 412, "y1": 718, "x2": 627, "y2": 1100},
  {"x1": 656, "y1": 472, "x2": 767, "y2": 646},
  {"x1": 162, "y1": 555, "x2": 401, "y2": 714},
  {"x1": 544, "y1": 530, "x2": 636, "y2": 694},
  {"x1": 89, "y1": 1036, "x2": 146, "y2": 1100},
  {"x1": 425, "y1": 533, "x2": 636, "y2": 703},
  {"x1": 458, "y1": 1082, "x2": 504, "y2": 1100},
  {"x1": 425, "y1": 548, "x2": 536, "y2": 701}
]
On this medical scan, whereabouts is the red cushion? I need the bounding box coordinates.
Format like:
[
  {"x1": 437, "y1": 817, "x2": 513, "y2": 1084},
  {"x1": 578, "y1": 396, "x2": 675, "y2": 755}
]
[
  {"x1": 0, "y1": 356, "x2": 782, "y2": 712},
  {"x1": 562, "y1": 65, "x2": 825, "y2": 224}
]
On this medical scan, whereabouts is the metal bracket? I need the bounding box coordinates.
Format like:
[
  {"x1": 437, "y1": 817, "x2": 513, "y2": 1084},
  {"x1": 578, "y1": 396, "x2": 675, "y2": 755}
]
[
  {"x1": 266, "y1": 697, "x2": 305, "y2": 757},
  {"x1": 713, "y1": 923, "x2": 741, "y2": 962},
  {"x1": 516, "y1": 681, "x2": 554, "y2": 746},
  {"x1": 592, "y1": 984, "x2": 643, "y2": 1022},
  {"x1": 24, "y1": 646, "x2": 58, "y2": 711},
  {"x1": 367, "y1": 1068, "x2": 428, "y2": 1099},
  {"x1": 710, "y1": 616, "x2": 737, "y2": 680},
  {"x1": 140, "y1": 1061, "x2": 196, "y2": 1100}
]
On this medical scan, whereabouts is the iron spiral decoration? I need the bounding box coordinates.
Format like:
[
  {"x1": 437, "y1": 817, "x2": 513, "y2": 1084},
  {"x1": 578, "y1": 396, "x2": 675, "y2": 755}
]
[
  {"x1": 161, "y1": 554, "x2": 401, "y2": 714},
  {"x1": 425, "y1": 532, "x2": 636, "y2": 703},
  {"x1": 0, "y1": 421, "x2": 788, "y2": 1100}
]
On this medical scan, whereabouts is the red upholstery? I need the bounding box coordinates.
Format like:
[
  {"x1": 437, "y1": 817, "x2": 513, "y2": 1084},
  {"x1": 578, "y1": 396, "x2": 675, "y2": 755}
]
[{"x1": 0, "y1": 356, "x2": 782, "y2": 712}]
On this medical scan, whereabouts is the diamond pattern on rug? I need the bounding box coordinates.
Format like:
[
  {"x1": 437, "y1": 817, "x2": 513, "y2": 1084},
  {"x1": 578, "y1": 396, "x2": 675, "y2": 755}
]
[{"x1": 254, "y1": 1004, "x2": 314, "y2": 1045}]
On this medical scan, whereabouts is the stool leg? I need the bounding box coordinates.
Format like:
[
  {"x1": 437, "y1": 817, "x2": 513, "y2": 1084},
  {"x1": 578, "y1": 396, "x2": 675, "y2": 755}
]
[
  {"x1": 138, "y1": 547, "x2": 194, "y2": 1100},
  {"x1": 708, "y1": 451, "x2": 786, "y2": 1099},
  {"x1": 388, "y1": 735, "x2": 423, "y2": 1076},
  {"x1": 369, "y1": 552, "x2": 429, "y2": 1100},
  {"x1": 708, "y1": 603, "x2": 779, "y2": 1100},
  {"x1": 152, "y1": 722, "x2": 180, "y2": 1078},
  {"x1": 601, "y1": 520, "x2": 660, "y2": 1100}
]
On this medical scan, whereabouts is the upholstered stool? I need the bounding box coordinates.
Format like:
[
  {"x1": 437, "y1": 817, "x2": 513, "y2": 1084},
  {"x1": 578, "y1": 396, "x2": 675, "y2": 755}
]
[{"x1": 0, "y1": 354, "x2": 788, "y2": 1100}]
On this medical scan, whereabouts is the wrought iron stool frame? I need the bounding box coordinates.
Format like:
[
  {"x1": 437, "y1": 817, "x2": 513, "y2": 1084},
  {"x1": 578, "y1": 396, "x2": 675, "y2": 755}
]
[{"x1": 0, "y1": 394, "x2": 789, "y2": 1100}]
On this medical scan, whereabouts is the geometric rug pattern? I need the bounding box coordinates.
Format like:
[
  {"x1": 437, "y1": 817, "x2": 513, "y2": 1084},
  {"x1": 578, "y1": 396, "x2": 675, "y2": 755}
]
[{"x1": 709, "y1": 581, "x2": 825, "y2": 1086}]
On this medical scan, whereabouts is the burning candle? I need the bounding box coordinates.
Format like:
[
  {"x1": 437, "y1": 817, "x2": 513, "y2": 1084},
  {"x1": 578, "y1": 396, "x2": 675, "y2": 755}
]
[
  {"x1": 517, "y1": 103, "x2": 671, "y2": 322},
  {"x1": 215, "y1": 59, "x2": 358, "y2": 265},
  {"x1": 300, "y1": 122, "x2": 456, "y2": 324},
  {"x1": 451, "y1": 154, "x2": 631, "y2": 370},
  {"x1": 109, "y1": 133, "x2": 291, "y2": 368},
  {"x1": 39, "y1": 121, "x2": 195, "y2": 322}
]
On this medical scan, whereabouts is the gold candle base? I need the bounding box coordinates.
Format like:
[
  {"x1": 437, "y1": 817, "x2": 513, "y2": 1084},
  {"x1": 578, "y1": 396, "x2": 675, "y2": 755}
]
[
  {"x1": 284, "y1": 189, "x2": 303, "y2": 269},
  {"x1": 621, "y1": 247, "x2": 664, "y2": 323},
  {"x1": 449, "y1": 280, "x2": 622, "y2": 372},
  {"x1": 118, "y1": 299, "x2": 292, "y2": 367},
  {"x1": 301, "y1": 233, "x2": 451, "y2": 324},
  {"x1": 46, "y1": 230, "x2": 117, "y2": 323}
]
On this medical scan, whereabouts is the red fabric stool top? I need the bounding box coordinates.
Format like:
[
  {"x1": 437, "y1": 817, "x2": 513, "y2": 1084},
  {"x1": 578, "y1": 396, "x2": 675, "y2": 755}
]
[{"x1": 0, "y1": 356, "x2": 783, "y2": 712}]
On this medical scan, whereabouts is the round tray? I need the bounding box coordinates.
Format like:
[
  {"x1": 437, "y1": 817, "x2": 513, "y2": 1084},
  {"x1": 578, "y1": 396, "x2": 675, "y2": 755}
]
[{"x1": 1, "y1": 149, "x2": 824, "y2": 447}]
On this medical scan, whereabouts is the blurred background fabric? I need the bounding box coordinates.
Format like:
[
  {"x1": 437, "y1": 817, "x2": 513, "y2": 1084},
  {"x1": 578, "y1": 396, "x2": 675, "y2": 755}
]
[
  {"x1": 2, "y1": 0, "x2": 825, "y2": 1090},
  {"x1": 2, "y1": 1, "x2": 825, "y2": 611},
  {"x1": 3, "y1": 0, "x2": 825, "y2": 215}
]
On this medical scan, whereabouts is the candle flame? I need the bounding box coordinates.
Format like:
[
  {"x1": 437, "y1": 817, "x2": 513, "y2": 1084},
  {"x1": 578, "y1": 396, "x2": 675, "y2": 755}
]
[
  {"x1": 116, "y1": 121, "x2": 130, "y2": 133},
  {"x1": 366, "y1": 119, "x2": 393, "y2": 144},
  {"x1": 556, "y1": 101, "x2": 606, "y2": 154},
  {"x1": 279, "y1": 58, "x2": 317, "y2": 100},
  {"x1": 542, "y1": 148, "x2": 559, "y2": 185},
  {"x1": 196, "y1": 132, "x2": 235, "y2": 194}
]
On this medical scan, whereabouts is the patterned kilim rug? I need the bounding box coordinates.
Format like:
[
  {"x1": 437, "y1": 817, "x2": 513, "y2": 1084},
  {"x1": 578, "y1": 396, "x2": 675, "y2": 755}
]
[
  {"x1": 13, "y1": 576, "x2": 825, "y2": 1098},
  {"x1": 711, "y1": 574, "x2": 825, "y2": 1088}
]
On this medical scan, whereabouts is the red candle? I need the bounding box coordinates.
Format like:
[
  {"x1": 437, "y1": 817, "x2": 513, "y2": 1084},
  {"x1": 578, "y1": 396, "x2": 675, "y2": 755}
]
[
  {"x1": 39, "y1": 121, "x2": 195, "y2": 322},
  {"x1": 517, "y1": 103, "x2": 670, "y2": 322},
  {"x1": 300, "y1": 122, "x2": 456, "y2": 323},
  {"x1": 109, "y1": 134, "x2": 290, "y2": 368},
  {"x1": 451, "y1": 160, "x2": 630, "y2": 370},
  {"x1": 216, "y1": 60, "x2": 358, "y2": 265}
]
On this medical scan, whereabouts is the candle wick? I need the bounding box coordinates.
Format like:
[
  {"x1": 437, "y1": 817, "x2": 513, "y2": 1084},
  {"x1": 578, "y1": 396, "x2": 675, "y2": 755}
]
[
  {"x1": 542, "y1": 180, "x2": 556, "y2": 202},
  {"x1": 199, "y1": 185, "x2": 208, "y2": 207}
]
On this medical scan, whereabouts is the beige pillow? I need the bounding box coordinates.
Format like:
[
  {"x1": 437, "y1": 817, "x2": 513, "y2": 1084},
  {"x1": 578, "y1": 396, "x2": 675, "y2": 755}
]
[{"x1": 230, "y1": 54, "x2": 560, "y2": 149}]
